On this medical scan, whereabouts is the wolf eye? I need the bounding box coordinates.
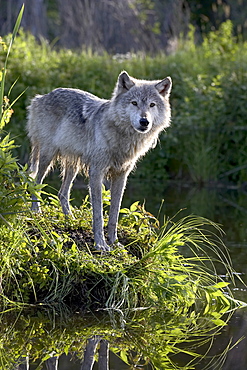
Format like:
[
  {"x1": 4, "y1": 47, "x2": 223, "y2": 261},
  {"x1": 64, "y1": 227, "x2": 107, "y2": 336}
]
[
  {"x1": 150, "y1": 102, "x2": 156, "y2": 107},
  {"x1": 131, "y1": 101, "x2": 137, "y2": 106}
]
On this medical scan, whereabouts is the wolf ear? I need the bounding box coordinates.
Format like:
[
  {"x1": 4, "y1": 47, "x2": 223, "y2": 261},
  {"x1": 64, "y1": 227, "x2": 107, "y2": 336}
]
[
  {"x1": 117, "y1": 71, "x2": 135, "y2": 94},
  {"x1": 155, "y1": 77, "x2": 172, "y2": 97}
]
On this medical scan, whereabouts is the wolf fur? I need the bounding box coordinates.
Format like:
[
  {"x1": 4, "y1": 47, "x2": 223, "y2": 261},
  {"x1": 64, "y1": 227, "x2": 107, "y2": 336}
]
[{"x1": 27, "y1": 71, "x2": 172, "y2": 251}]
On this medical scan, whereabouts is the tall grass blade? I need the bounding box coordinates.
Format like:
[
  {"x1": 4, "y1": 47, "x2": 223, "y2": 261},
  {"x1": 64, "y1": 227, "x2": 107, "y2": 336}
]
[{"x1": 0, "y1": 4, "x2": 24, "y2": 118}]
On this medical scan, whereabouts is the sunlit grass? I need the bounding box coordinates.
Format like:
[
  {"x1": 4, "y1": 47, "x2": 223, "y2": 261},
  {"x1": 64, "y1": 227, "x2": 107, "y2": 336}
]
[{"x1": 0, "y1": 193, "x2": 244, "y2": 320}]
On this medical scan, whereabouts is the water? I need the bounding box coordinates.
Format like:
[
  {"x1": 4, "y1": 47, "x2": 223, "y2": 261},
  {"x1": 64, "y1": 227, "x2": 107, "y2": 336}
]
[
  {"x1": 3, "y1": 180, "x2": 247, "y2": 369},
  {"x1": 125, "y1": 181, "x2": 247, "y2": 369}
]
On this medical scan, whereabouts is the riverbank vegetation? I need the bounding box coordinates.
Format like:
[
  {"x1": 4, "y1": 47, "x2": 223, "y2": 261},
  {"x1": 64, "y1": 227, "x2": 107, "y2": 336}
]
[
  {"x1": 1, "y1": 20, "x2": 247, "y2": 186},
  {"x1": 0, "y1": 194, "x2": 244, "y2": 366}
]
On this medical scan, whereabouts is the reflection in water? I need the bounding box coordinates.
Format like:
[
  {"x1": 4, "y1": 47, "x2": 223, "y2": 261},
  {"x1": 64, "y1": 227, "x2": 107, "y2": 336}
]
[
  {"x1": 14, "y1": 340, "x2": 112, "y2": 369},
  {"x1": 81, "y1": 336, "x2": 108, "y2": 370},
  {"x1": 10, "y1": 308, "x2": 247, "y2": 370},
  {"x1": 125, "y1": 181, "x2": 247, "y2": 369},
  {"x1": 0, "y1": 305, "x2": 236, "y2": 370},
  {"x1": 10, "y1": 310, "x2": 247, "y2": 370},
  {"x1": 0, "y1": 300, "x2": 244, "y2": 370},
  {"x1": 222, "y1": 310, "x2": 247, "y2": 370}
]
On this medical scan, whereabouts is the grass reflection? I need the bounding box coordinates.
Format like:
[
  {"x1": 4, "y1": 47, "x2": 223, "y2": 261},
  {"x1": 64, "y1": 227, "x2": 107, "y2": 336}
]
[{"x1": 0, "y1": 305, "x2": 242, "y2": 370}]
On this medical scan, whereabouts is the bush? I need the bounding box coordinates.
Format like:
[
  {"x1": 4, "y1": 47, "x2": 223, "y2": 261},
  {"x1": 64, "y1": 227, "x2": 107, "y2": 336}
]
[
  {"x1": 1, "y1": 21, "x2": 247, "y2": 185},
  {"x1": 0, "y1": 7, "x2": 40, "y2": 225}
]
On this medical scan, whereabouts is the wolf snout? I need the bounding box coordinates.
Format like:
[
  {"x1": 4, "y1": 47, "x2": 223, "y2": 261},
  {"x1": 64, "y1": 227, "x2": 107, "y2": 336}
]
[{"x1": 139, "y1": 117, "x2": 149, "y2": 128}]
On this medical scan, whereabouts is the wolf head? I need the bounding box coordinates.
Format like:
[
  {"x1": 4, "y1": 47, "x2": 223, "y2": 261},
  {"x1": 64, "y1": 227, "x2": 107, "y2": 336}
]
[{"x1": 111, "y1": 71, "x2": 172, "y2": 134}]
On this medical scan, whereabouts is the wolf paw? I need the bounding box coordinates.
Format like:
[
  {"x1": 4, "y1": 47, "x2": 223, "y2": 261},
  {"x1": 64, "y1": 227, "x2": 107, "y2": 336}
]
[
  {"x1": 95, "y1": 242, "x2": 111, "y2": 253},
  {"x1": 31, "y1": 202, "x2": 42, "y2": 213},
  {"x1": 112, "y1": 241, "x2": 124, "y2": 249}
]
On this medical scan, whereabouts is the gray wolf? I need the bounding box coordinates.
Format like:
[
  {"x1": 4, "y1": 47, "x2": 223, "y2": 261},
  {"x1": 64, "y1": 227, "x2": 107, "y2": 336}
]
[{"x1": 27, "y1": 71, "x2": 172, "y2": 251}]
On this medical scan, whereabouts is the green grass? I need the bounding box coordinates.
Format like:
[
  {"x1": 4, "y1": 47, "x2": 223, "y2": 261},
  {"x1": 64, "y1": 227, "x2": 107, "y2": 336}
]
[{"x1": 0, "y1": 193, "x2": 243, "y2": 314}]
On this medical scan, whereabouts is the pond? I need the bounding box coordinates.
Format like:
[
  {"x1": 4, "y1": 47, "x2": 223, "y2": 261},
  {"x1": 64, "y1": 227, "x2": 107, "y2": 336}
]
[
  {"x1": 125, "y1": 180, "x2": 247, "y2": 369},
  {"x1": 2, "y1": 179, "x2": 247, "y2": 370}
]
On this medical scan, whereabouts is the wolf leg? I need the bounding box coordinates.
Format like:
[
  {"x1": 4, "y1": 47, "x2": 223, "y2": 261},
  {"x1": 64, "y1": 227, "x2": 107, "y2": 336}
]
[
  {"x1": 58, "y1": 163, "x2": 79, "y2": 216},
  {"x1": 108, "y1": 173, "x2": 128, "y2": 245},
  {"x1": 89, "y1": 168, "x2": 110, "y2": 251},
  {"x1": 29, "y1": 142, "x2": 40, "y2": 178},
  {"x1": 31, "y1": 150, "x2": 53, "y2": 212}
]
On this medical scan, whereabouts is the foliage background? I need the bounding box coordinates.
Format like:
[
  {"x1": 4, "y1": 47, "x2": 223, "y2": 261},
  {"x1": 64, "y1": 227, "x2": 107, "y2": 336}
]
[
  {"x1": 1, "y1": 0, "x2": 247, "y2": 53},
  {"x1": 1, "y1": 2, "x2": 247, "y2": 188},
  {"x1": 1, "y1": 19, "x2": 247, "y2": 186}
]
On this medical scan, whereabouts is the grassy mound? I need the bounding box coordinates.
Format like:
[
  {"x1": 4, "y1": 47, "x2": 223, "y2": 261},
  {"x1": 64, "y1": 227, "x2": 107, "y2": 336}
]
[{"x1": 0, "y1": 190, "x2": 239, "y2": 318}]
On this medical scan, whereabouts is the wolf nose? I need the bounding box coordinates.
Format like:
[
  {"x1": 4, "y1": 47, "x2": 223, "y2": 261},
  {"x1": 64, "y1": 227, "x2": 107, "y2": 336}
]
[{"x1": 139, "y1": 117, "x2": 149, "y2": 127}]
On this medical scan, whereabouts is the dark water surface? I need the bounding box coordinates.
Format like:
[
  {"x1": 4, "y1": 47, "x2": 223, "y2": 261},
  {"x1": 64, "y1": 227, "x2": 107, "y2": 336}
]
[
  {"x1": 9, "y1": 180, "x2": 247, "y2": 369},
  {"x1": 126, "y1": 181, "x2": 247, "y2": 370}
]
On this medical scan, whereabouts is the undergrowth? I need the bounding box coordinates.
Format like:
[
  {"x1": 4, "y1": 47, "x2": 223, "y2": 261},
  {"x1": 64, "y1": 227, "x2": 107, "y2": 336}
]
[{"x1": 0, "y1": 193, "x2": 243, "y2": 319}]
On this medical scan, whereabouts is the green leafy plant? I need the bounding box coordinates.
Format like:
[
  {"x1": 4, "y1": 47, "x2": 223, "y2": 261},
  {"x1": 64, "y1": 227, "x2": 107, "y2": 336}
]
[
  {"x1": 0, "y1": 5, "x2": 24, "y2": 118},
  {"x1": 0, "y1": 5, "x2": 41, "y2": 225}
]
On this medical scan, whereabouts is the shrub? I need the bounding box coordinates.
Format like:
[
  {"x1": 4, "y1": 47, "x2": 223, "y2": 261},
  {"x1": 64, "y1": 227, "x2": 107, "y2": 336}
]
[
  {"x1": 1, "y1": 21, "x2": 247, "y2": 186},
  {"x1": 0, "y1": 6, "x2": 40, "y2": 224}
]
